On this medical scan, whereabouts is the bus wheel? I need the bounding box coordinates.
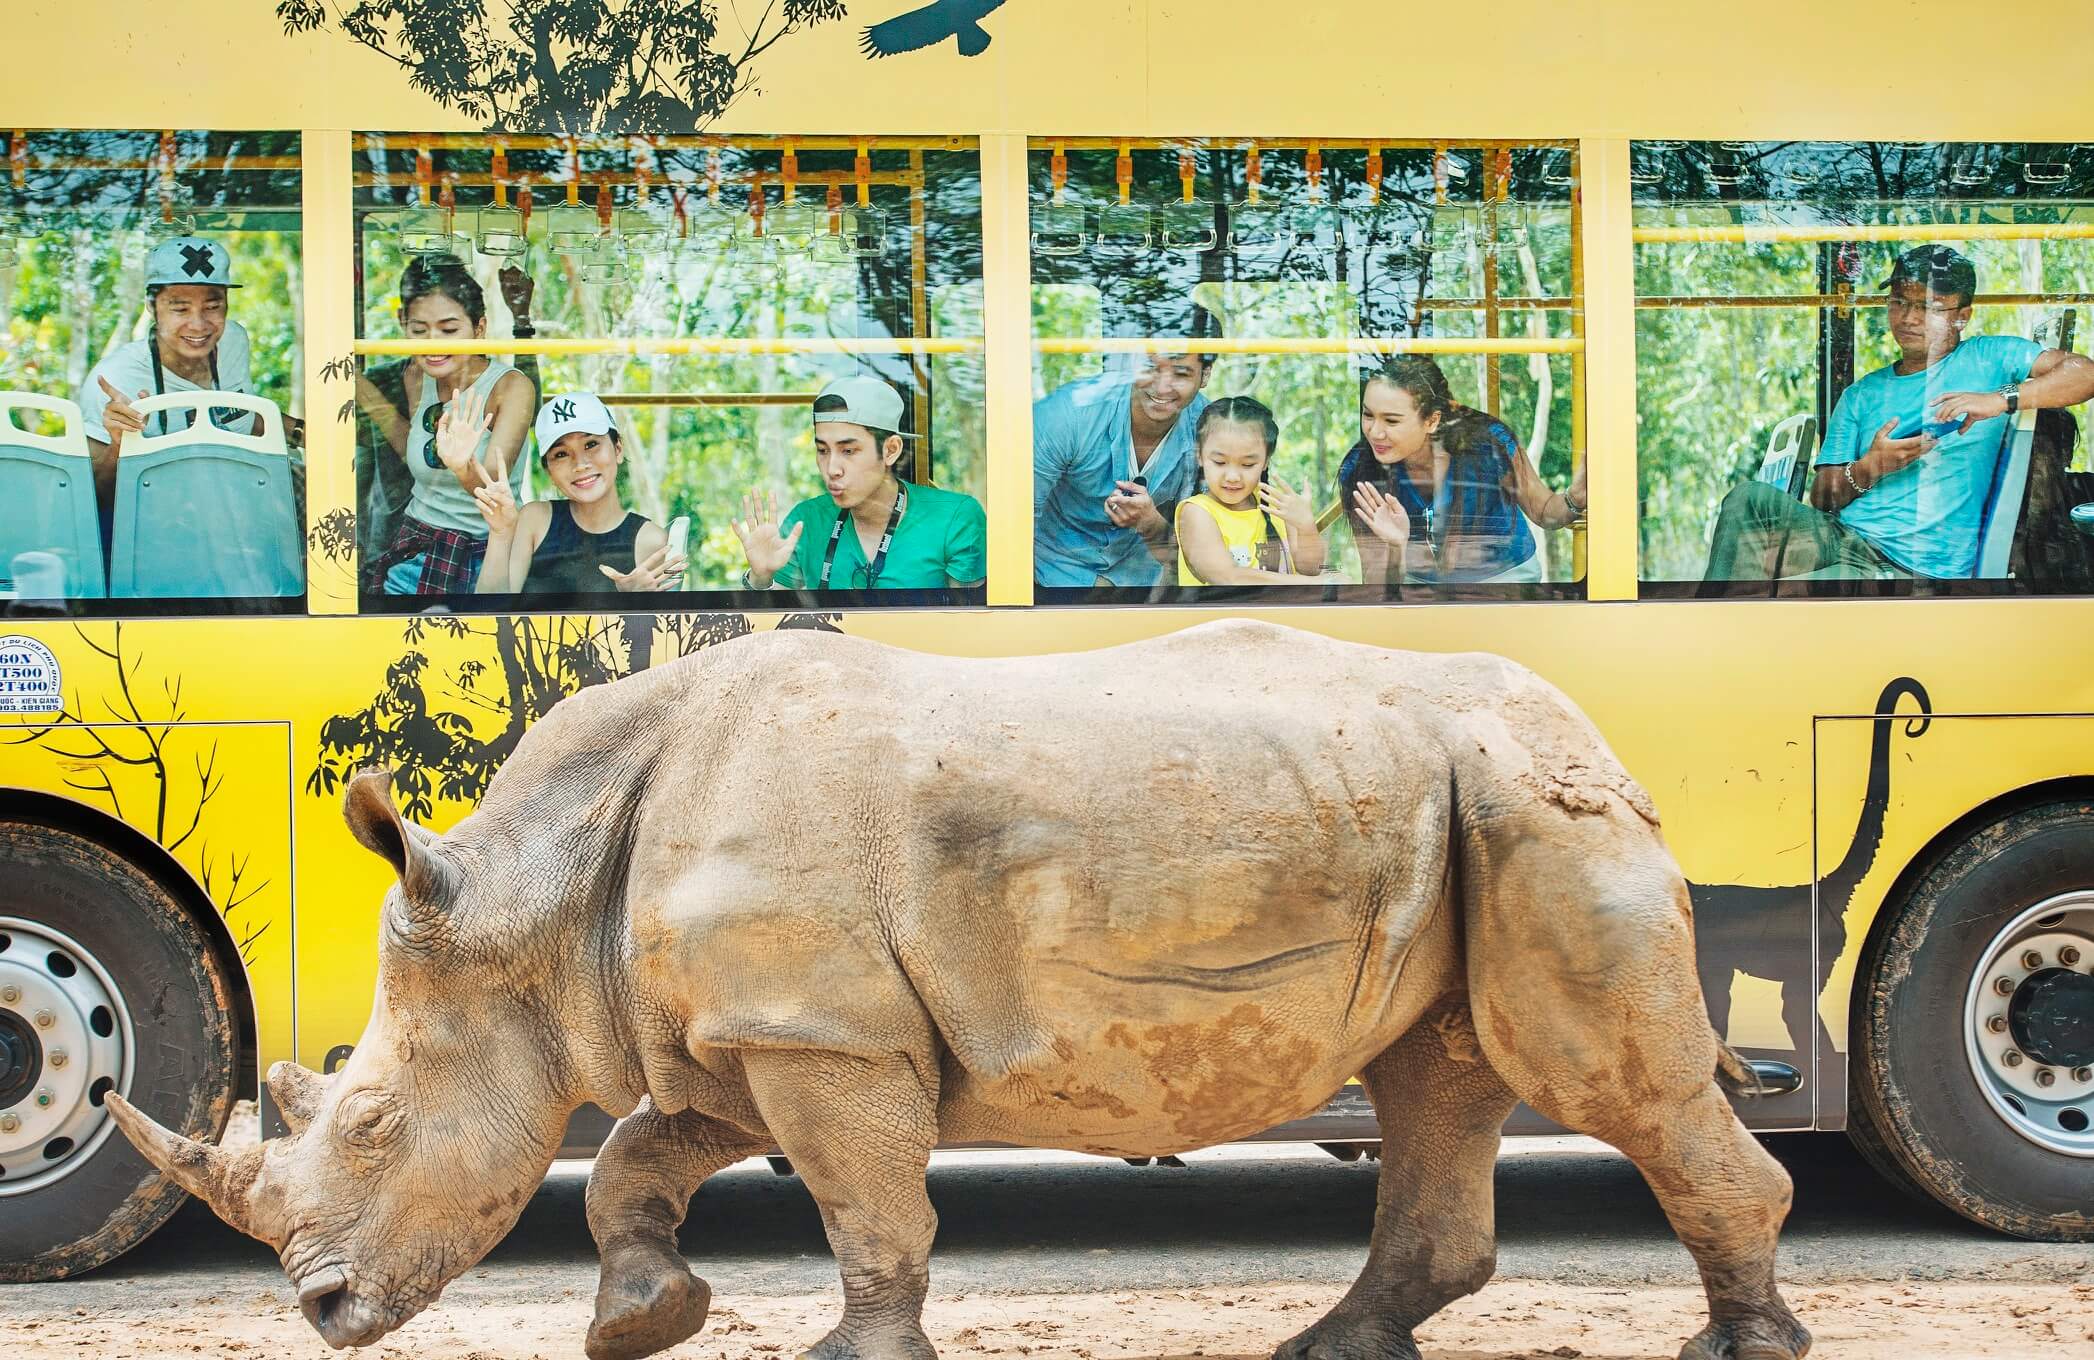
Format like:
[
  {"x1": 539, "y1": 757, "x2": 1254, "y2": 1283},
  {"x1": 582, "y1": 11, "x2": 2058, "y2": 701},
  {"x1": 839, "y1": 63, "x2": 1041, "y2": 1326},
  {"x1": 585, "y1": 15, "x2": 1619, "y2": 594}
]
[
  {"x1": 0, "y1": 820, "x2": 239, "y2": 1281},
  {"x1": 1850, "y1": 802, "x2": 2094, "y2": 1241}
]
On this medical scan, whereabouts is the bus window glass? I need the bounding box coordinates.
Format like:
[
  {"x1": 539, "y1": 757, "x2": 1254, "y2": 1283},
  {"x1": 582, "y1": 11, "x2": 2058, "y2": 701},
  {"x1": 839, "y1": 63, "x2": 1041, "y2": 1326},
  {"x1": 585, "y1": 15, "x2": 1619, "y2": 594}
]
[
  {"x1": 352, "y1": 135, "x2": 986, "y2": 612},
  {"x1": 0, "y1": 130, "x2": 306, "y2": 615},
  {"x1": 1636, "y1": 140, "x2": 2094, "y2": 596},
  {"x1": 1027, "y1": 139, "x2": 1586, "y2": 604}
]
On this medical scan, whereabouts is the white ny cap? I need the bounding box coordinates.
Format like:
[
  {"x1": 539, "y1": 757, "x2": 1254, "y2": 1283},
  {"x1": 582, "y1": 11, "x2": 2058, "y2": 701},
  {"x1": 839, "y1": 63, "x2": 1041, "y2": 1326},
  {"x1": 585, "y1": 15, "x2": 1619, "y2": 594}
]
[
  {"x1": 533, "y1": 392, "x2": 617, "y2": 454},
  {"x1": 813, "y1": 375, "x2": 915, "y2": 438},
  {"x1": 145, "y1": 236, "x2": 240, "y2": 290}
]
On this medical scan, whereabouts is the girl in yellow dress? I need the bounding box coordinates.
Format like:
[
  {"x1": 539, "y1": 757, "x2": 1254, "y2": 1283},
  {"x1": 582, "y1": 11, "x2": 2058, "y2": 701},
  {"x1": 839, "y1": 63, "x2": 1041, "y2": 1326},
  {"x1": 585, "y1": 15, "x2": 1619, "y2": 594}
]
[{"x1": 1174, "y1": 396, "x2": 1327, "y2": 585}]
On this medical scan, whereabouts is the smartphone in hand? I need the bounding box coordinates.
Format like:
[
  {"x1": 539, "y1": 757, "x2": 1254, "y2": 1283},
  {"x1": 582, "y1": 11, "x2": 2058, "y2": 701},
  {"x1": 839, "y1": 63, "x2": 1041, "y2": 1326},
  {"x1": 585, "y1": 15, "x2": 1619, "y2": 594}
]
[
  {"x1": 1890, "y1": 411, "x2": 1963, "y2": 441},
  {"x1": 665, "y1": 516, "x2": 691, "y2": 562}
]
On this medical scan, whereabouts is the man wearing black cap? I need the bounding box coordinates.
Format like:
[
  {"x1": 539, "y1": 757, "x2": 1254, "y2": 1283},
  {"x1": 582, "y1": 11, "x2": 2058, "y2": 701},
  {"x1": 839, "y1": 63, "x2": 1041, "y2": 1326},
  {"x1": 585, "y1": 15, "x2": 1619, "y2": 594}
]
[{"x1": 1704, "y1": 244, "x2": 2094, "y2": 584}]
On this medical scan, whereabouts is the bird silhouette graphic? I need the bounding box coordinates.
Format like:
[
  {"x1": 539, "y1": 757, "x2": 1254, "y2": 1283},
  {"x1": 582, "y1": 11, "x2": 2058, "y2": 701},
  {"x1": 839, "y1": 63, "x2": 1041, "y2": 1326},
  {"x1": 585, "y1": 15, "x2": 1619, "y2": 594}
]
[{"x1": 861, "y1": 0, "x2": 1010, "y2": 58}]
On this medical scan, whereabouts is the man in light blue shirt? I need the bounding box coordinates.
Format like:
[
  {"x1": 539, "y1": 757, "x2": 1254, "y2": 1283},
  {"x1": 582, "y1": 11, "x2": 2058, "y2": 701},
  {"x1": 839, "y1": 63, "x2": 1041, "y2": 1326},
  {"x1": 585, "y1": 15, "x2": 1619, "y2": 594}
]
[
  {"x1": 1704, "y1": 246, "x2": 2094, "y2": 584},
  {"x1": 1033, "y1": 349, "x2": 1214, "y2": 588}
]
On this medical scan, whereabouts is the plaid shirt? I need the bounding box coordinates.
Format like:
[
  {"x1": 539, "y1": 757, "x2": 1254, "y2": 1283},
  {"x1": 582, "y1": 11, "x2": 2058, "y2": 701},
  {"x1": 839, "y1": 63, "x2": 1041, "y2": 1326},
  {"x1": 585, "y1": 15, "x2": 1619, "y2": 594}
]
[{"x1": 365, "y1": 515, "x2": 489, "y2": 596}]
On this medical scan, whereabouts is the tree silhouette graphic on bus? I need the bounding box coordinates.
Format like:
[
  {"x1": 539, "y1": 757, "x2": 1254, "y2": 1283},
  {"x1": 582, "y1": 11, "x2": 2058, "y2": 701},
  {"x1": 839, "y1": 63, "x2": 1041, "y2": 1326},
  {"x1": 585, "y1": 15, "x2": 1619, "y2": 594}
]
[
  {"x1": 275, "y1": 0, "x2": 848, "y2": 133},
  {"x1": 1689, "y1": 677, "x2": 1932, "y2": 1061},
  {"x1": 861, "y1": 0, "x2": 1010, "y2": 58}
]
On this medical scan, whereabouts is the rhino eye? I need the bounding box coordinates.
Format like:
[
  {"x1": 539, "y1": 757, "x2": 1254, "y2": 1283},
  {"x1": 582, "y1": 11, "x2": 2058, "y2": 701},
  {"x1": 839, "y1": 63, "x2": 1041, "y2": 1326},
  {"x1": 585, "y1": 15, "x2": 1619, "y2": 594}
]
[{"x1": 338, "y1": 1092, "x2": 404, "y2": 1149}]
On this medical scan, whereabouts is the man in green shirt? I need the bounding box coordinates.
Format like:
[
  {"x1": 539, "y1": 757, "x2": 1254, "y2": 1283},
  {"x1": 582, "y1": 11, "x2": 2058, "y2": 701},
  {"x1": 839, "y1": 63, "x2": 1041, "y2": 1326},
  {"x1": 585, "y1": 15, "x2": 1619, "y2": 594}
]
[{"x1": 733, "y1": 375, "x2": 987, "y2": 592}]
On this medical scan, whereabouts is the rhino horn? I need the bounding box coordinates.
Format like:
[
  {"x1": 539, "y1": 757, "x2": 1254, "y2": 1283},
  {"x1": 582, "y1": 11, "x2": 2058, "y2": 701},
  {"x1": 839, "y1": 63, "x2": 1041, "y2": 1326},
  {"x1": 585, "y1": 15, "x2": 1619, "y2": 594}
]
[
  {"x1": 266, "y1": 1060, "x2": 329, "y2": 1134},
  {"x1": 105, "y1": 1093, "x2": 266, "y2": 1237},
  {"x1": 342, "y1": 767, "x2": 455, "y2": 906}
]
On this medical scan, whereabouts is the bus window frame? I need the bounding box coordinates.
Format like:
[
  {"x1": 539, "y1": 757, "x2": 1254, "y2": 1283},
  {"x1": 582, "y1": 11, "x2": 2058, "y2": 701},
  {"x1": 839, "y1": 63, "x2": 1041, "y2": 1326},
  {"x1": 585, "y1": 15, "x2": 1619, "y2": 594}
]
[
  {"x1": 1017, "y1": 136, "x2": 1598, "y2": 609},
  {"x1": 1627, "y1": 141, "x2": 2094, "y2": 600},
  {"x1": 0, "y1": 128, "x2": 310, "y2": 621},
  {"x1": 334, "y1": 132, "x2": 993, "y2": 618}
]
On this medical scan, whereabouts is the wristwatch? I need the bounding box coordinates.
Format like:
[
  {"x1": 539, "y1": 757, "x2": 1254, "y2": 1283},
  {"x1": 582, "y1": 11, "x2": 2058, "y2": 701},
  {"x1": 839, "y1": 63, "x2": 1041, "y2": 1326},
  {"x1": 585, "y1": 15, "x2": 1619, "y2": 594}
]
[
  {"x1": 2000, "y1": 383, "x2": 2021, "y2": 415},
  {"x1": 513, "y1": 321, "x2": 536, "y2": 339}
]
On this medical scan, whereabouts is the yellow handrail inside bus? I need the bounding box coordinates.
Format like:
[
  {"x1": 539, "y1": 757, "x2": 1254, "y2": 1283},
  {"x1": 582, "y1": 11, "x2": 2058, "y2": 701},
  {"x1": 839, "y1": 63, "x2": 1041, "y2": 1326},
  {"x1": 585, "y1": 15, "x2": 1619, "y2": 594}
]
[
  {"x1": 1033, "y1": 336, "x2": 1584, "y2": 355},
  {"x1": 598, "y1": 392, "x2": 815, "y2": 406},
  {"x1": 352, "y1": 337, "x2": 984, "y2": 356},
  {"x1": 1634, "y1": 222, "x2": 2094, "y2": 245},
  {"x1": 357, "y1": 134, "x2": 976, "y2": 154}
]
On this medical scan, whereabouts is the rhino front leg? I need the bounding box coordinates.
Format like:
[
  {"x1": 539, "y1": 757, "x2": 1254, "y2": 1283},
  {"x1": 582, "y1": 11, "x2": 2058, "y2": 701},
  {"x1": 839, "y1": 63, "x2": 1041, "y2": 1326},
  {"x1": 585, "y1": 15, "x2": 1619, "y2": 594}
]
[
  {"x1": 743, "y1": 1050, "x2": 941, "y2": 1360},
  {"x1": 1274, "y1": 1000, "x2": 1518, "y2": 1360},
  {"x1": 585, "y1": 1098, "x2": 772, "y2": 1360}
]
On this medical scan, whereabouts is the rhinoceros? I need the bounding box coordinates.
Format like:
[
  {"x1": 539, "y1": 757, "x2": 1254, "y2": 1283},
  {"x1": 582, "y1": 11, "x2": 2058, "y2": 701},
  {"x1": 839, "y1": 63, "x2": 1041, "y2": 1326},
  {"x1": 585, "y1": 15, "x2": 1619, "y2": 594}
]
[{"x1": 109, "y1": 620, "x2": 1809, "y2": 1360}]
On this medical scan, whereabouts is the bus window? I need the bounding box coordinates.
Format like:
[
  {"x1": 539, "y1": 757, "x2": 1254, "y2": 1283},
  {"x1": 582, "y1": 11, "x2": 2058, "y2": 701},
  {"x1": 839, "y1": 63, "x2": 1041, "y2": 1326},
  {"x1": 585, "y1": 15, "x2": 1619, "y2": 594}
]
[
  {"x1": 1636, "y1": 140, "x2": 2094, "y2": 597},
  {"x1": 0, "y1": 130, "x2": 306, "y2": 616},
  {"x1": 1027, "y1": 139, "x2": 1586, "y2": 605},
  {"x1": 351, "y1": 135, "x2": 986, "y2": 612}
]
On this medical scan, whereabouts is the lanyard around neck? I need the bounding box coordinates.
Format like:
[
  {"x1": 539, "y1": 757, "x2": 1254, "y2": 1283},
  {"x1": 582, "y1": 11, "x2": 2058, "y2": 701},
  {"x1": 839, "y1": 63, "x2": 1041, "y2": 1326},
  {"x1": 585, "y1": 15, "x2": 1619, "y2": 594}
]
[
  {"x1": 820, "y1": 482, "x2": 907, "y2": 588},
  {"x1": 149, "y1": 332, "x2": 222, "y2": 437}
]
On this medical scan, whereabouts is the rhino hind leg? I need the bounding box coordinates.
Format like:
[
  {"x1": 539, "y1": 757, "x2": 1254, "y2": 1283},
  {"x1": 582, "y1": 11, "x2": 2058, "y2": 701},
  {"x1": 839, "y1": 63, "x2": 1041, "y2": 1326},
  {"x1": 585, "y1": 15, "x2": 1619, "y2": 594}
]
[
  {"x1": 1272, "y1": 1000, "x2": 1518, "y2": 1360},
  {"x1": 742, "y1": 1050, "x2": 941, "y2": 1360},
  {"x1": 584, "y1": 1099, "x2": 772, "y2": 1360},
  {"x1": 1464, "y1": 831, "x2": 1811, "y2": 1360}
]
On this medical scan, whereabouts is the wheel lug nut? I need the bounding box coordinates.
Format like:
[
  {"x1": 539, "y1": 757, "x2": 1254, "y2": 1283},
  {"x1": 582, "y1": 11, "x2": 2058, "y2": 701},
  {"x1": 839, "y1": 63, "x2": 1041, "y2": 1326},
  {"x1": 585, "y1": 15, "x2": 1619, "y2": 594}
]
[
  {"x1": 0, "y1": 984, "x2": 18, "y2": 1004},
  {"x1": 0, "y1": 1113, "x2": 17, "y2": 1133},
  {"x1": 1996, "y1": 976, "x2": 2017, "y2": 996},
  {"x1": 33, "y1": 1009, "x2": 54, "y2": 1029},
  {"x1": 2003, "y1": 1050, "x2": 2025, "y2": 1067},
  {"x1": 2075, "y1": 1068, "x2": 2093, "y2": 1083},
  {"x1": 2063, "y1": 946, "x2": 2083, "y2": 966},
  {"x1": 34, "y1": 1087, "x2": 53, "y2": 1108},
  {"x1": 48, "y1": 1048, "x2": 67, "y2": 1069},
  {"x1": 2035, "y1": 1068, "x2": 2058, "y2": 1088},
  {"x1": 1987, "y1": 1014, "x2": 2009, "y2": 1033},
  {"x1": 2022, "y1": 950, "x2": 2045, "y2": 970}
]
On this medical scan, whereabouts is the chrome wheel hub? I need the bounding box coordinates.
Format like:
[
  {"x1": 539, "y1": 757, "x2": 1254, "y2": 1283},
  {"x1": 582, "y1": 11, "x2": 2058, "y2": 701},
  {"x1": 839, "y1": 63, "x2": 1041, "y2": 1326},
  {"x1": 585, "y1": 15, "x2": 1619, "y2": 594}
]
[
  {"x1": 0, "y1": 918, "x2": 134, "y2": 1193},
  {"x1": 1964, "y1": 893, "x2": 2094, "y2": 1157}
]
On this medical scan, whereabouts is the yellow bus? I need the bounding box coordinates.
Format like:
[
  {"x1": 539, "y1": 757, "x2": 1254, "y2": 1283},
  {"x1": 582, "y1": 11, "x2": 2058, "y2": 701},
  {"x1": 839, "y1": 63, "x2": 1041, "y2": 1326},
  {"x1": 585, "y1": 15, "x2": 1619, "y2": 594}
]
[{"x1": 5, "y1": 0, "x2": 2094, "y2": 1281}]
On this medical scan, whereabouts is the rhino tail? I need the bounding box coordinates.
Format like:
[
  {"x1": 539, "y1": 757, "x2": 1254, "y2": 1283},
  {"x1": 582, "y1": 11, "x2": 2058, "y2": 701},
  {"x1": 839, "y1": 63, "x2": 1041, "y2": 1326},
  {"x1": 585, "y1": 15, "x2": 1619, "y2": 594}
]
[{"x1": 1713, "y1": 1041, "x2": 1769, "y2": 1099}]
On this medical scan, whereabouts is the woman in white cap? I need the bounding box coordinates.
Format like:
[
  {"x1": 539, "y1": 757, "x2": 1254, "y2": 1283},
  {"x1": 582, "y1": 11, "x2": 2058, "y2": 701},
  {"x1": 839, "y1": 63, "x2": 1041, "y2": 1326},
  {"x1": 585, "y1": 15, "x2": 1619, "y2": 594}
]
[
  {"x1": 362, "y1": 253, "x2": 536, "y2": 596},
  {"x1": 77, "y1": 235, "x2": 266, "y2": 511},
  {"x1": 731, "y1": 374, "x2": 986, "y2": 591},
  {"x1": 467, "y1": 392, "x2": 686, "y2": 594}
]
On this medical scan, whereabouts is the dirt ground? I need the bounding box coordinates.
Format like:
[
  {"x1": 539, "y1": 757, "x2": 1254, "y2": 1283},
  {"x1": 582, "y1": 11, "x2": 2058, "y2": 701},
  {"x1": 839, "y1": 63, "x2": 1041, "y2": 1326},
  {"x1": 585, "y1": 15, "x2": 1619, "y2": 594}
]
[
  {"x1": 8, "y1": 1113, "x2": 2090, "y2": 1358},
  {"x1": 5, "y1": 1279, "x2": 2093, "y2": 1359}
]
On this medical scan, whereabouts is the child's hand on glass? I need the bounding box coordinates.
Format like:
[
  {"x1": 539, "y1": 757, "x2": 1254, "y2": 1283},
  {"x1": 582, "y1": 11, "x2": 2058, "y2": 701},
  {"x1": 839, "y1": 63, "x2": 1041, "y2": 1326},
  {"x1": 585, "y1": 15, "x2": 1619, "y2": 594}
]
[{"x1": 1257, "y1": 473, "x2": 1315, "y2": 532}]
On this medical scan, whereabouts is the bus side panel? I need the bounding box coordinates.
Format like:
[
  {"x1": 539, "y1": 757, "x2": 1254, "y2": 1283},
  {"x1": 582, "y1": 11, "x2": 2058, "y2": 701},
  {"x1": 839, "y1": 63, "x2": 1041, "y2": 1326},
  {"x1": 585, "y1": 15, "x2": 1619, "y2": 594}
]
[
  {"x1": 0, "y1": 629, "x2": 294, "y2": 1108},
  {"x1": 1815, "y1": 711, "x2": 2094, "y2": 1131}
]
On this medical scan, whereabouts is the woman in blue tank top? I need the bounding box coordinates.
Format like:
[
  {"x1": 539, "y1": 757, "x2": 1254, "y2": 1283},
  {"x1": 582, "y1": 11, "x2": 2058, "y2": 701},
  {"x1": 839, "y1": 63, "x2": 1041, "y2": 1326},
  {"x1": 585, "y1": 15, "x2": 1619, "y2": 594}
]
[
  {"x1": 470, "y1": 391, "x2": 687, "y2": 596},
  {"x1": 1339, "y1": 356, "x2": 1586, "y2": 587}
]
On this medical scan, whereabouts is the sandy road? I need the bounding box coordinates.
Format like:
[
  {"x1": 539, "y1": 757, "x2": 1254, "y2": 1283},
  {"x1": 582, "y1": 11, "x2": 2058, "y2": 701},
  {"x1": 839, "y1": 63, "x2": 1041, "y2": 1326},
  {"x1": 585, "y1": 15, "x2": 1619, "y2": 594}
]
[{"x1": 3, "y1": 1133, "x2": 2089, "y2": 1358}]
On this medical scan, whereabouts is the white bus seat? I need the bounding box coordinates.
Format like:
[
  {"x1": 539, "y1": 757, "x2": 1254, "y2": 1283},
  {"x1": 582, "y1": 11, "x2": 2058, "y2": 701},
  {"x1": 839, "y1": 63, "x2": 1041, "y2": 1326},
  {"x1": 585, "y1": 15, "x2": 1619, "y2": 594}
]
[
  {"x1": 1973, "y1": 408, "x2": 2038, "y2": 579},
  {"x1": 1753, "y1": 413, "x2": 1817, "y2": 499},
  {"x1": 109, "y1": 391, "x2": 302, "y2": 599},
  {"x1": 0, "y1": 391, "x2": 105, "y2": 599}
]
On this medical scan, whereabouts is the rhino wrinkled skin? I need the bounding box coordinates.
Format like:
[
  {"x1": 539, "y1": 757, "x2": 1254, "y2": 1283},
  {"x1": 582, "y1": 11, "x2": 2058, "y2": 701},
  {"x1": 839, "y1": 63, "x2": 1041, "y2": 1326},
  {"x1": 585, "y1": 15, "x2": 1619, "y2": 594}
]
[{"x1": 109, "y1": 620, "x2": 1810, "y2": 1360}]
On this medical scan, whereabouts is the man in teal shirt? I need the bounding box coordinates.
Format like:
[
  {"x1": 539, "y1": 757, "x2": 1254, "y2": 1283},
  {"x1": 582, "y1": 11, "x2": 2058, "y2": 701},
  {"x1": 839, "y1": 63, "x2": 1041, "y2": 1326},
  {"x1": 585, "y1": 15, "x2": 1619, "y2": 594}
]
[
  {"x1": 734, "y1": 375, "x2": 986, "y2": 592},
  {"x1": 1703, "y1": 245, "x2": 2094, "y2": 585}
]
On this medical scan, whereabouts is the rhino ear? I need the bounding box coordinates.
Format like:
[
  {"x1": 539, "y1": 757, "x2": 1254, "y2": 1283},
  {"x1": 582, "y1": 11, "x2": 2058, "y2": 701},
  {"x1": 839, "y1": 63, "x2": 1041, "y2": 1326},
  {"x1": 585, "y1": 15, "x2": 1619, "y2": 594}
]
[
  {"x1": 265, "y1": 1060, "x2": 329, "y2": 1134},
  {"x1": 343, "y1": 768, "x2": 452, "y2": 902}
]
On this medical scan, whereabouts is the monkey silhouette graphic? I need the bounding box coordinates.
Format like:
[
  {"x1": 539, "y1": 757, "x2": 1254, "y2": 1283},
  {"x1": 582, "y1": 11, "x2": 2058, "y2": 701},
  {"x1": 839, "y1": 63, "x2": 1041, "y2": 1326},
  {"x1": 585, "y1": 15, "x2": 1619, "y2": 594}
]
[{"x1": 861, "y1": 0, "x2": 1011, "y2": 57}]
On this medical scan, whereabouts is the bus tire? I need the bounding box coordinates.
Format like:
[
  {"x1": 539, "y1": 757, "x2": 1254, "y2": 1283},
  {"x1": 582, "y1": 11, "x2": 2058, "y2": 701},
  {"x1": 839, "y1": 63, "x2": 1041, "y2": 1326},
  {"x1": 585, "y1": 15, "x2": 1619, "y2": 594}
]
[
  {"x1": 1849, "y1": 801, "x2": 2094, "y2": 1242},
  {"x1": 0, "y1": 818, "x2": 240, "y2": 1281}
]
